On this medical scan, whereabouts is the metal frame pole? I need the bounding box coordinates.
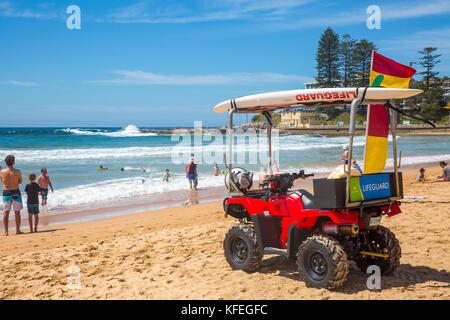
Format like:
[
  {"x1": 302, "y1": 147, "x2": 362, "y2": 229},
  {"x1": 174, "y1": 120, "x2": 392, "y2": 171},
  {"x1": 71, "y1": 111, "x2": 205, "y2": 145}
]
[
  {"x1": 346, "y1": 98, "x2": 361, "y2": 207},
  {"x1": 228, "y1": 108, "x2": 235, "y2": 191},
  {"x1": 267, "y1": 116, "x2": 273, "y2": 175},
  {"x1": 389, "y1": 104, "x2": 400, "y2": 197},
  {"x1": 263, "y1": 111, "x2": 273, "y2": 175}
]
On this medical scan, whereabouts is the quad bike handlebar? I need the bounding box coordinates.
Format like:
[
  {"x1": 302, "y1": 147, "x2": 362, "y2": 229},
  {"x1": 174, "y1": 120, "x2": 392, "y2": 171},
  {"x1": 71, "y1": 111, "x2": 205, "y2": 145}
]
[{"x1": 261, "y1": 170, "x2": 314, "y2": 193}]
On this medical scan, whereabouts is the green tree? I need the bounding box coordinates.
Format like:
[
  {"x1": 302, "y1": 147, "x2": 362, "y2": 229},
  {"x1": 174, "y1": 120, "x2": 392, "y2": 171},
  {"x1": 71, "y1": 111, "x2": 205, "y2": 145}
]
[
  {"x1": 353, "y1": 40, "x2": 377, "y2": 86},
  {"x1": 418, "y1": 47, "x2": 441, "y2": 90},
  {"x1": 251, "y1": 114, "x2": 264, "y2": 122},
  {"x1": 315, "y1": 27, "x2": 341, "y2": 87},
  {"x1": 415, "y1": 48, "x2": 446, "y2": 122},
  {"x1": 339, "y1": 34, "x2": 357, "y2": 87}
]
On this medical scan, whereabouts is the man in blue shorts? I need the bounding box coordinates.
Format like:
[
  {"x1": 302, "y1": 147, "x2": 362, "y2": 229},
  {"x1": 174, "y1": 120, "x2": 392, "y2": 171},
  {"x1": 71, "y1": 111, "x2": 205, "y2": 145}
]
[
  {"x1": 185, "y1": 157, "x2": 198, "y2": 190},
  {"x1": 37, "y1": 168, "x2": 54, "y2": 206},
  {"x1": 1, "y1": 155, "x2": 23, "y2": 236}
]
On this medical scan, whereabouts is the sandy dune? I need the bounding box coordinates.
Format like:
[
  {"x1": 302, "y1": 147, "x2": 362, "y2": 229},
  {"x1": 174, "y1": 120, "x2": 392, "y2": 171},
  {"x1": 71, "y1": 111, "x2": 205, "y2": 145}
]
[{"x1": 0, "y1": 166, "x2": 448, "y2": 299}]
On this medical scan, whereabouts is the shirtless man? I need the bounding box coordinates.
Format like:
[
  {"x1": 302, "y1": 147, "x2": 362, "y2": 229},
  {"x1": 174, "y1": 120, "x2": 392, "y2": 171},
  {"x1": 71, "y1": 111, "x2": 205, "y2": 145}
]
[
  {"x1": 340, "y1": 145, "x2": 349, "y2": 164},
  {"x1": 1, "y1": 155, "x2": 23, "y2": 236},
  {"x1": 37, "y1": 168, "x2": 54, "y2": 206}
]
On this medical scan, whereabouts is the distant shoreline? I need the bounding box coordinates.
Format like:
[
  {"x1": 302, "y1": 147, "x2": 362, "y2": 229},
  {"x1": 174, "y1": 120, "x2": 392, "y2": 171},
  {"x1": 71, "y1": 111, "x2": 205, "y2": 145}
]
[{"x1": 141, "y1": 125, "x2": 450, "y2": 135}]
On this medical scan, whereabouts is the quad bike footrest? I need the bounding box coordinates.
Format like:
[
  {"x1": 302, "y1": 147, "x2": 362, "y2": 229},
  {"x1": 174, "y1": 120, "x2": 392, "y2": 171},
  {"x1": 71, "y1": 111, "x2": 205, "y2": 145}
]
[{"x1": 359, "y1": 251, "x2": 389, "y2": 259}]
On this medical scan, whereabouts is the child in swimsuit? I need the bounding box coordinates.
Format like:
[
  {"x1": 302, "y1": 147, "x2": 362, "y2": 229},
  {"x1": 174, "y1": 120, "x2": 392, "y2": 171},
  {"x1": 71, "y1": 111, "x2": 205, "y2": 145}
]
[
  {"x1": 162, "y1": 169, "x2": 170, "y2": 182},
  {"x1": 25, "y1": 173, "x2": 41, "y2": 232},
  {"x1": 417, "y1": 168, "x2": 425, "y2": 183}
]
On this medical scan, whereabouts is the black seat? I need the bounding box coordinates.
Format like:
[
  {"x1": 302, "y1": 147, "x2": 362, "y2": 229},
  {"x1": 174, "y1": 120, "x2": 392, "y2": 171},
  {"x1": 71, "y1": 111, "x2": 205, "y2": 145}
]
[{"x1": 295, "y1": 189, "x2": 315, "y2": 209}]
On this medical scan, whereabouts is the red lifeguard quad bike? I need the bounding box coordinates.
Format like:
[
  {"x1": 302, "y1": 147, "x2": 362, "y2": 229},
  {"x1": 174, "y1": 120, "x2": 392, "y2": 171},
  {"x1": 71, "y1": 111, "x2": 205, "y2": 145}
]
[{"x1": 214, "y1": 87, "x2": 423, "y2": 289}]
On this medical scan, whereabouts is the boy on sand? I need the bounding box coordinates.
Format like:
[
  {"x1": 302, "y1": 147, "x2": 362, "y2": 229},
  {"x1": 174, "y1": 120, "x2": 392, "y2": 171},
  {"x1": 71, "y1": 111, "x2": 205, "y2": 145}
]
[
  {"x1": 1, "y1": 155, "x2": 23, "y2": 236},
  {"x1": 416, "y1": 168, "x2": 426, "y2": 183},
  {"x1": 37, "y1": 168, "x2": 53, "y2": 206},
  {"x1": 25, "y1": 173, "x2": 40, "y2": 232}
]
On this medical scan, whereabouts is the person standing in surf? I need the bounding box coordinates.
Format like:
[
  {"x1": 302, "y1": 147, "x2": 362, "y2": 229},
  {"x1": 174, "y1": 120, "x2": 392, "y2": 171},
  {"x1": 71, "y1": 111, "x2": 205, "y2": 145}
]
[
  {"x1": 162, "y1": 169, "x2": 171, "y2": 182},
  {"x1": 37, "y1": 168, "x2": 54, "y2": 206},
  {"x1": 212, "y1": 163, "x2": 220, "y2": 176},
  {"x1": 1, "y1": 155, "x2": 23, "y2": 236},
  {"x1": 186, "y1": 157, "x2": 198, "y2": 190},
  {"x1": 340, "y1": 145, "x2": 349, "y2": 164}
]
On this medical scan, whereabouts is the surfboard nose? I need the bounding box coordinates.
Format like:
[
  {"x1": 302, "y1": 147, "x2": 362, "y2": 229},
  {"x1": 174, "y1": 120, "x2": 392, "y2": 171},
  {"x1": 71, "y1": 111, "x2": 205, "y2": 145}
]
[{"x1": 214, "y1": 100, "x2": 231, "y2": 113}]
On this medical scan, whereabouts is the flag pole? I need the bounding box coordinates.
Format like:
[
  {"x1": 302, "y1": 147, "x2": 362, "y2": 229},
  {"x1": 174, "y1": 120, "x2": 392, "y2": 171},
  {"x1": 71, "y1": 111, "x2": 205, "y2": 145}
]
[
  {"x1": 390, "y1": 105, "x2": 400, "y2": 198},
  {"x1": 363, "y1": 51, "x2": 375, "y2": 174}
]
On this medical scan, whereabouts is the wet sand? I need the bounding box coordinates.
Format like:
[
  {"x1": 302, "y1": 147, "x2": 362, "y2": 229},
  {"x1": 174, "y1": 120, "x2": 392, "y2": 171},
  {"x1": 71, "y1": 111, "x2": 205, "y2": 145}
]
[{"x1": 0, "y1": 165, "x2": 448, "y2": 299}]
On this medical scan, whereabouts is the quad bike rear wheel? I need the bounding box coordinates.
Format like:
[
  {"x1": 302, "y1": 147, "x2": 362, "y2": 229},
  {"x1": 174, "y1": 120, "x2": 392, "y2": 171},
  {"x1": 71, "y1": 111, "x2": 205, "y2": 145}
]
[
  {"x1": 223, "y1": 224, "x2": 262, "y2": 272},
  {"x1": 297, "y1": 235, "x2": 349, "y2": 289},
  {"x1": 355, "y1": 225, "x2": 401, "y2": 275}
]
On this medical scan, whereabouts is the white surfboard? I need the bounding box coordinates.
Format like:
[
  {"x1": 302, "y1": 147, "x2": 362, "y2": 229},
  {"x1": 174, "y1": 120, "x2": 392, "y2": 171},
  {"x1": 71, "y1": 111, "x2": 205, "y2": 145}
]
[{"x1": 213, "y1": 87, "x2": 423, "y2": 113}]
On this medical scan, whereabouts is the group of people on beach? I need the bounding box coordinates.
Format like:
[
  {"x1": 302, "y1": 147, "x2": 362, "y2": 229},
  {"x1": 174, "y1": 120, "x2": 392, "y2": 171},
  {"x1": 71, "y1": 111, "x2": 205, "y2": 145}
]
[
  {"x1": 1, "y1": 155, "x2": 54, "y2": 235},
  {"x1": 416, "y1": 161, "x2": 450, "y2": 183}
]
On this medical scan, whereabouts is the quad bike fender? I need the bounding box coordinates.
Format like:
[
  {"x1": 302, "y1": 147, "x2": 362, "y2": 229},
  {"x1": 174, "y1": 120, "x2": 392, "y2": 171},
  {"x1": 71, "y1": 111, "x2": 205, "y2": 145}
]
[
  {"x1": 225, "y1": 197, "x2": 269, "y2": 215},
  {"x1": 295, "y1": 209, "x2": 360, "y2": 229}
]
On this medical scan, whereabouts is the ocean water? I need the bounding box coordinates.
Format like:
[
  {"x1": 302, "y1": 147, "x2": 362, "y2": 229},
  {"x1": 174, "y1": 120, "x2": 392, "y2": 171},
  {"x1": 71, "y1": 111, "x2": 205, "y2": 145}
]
[{"x1": 0, "y1": 125, "x2": 448, "y2": 214}]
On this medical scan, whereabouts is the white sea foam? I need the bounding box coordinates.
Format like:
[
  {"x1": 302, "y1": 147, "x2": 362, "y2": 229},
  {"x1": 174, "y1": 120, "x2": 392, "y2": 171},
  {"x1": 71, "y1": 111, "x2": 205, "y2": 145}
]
[
  {"x1": 41, "y1": 174, "x2": 226, "y2": 210},
  {"x1": 30, "y1": 152, "x2": 448, "y2": 211},
  {"x1": 1, "y1": 135, "x2": 366, "y2": 163},
  {"x1": 60, "y1": 125, "x2": 156, "y2": 137}
]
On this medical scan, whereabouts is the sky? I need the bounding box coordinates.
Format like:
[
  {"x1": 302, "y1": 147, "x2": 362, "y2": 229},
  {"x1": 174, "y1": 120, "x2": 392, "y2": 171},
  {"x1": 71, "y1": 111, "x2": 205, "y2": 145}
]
[{"x1": 0, "y1": 0, "x2": 449, "y2": 127}]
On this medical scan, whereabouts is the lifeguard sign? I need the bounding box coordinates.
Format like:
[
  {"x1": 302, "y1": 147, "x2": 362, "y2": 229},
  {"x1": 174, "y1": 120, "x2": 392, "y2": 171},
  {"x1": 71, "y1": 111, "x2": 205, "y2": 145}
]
[{"x1": 350, "y1": 174, "x2": 391, "y2": 202}]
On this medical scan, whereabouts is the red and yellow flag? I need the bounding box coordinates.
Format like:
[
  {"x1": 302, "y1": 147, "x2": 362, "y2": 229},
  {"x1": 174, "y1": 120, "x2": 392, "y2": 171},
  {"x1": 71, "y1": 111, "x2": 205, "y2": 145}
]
[
  {"x1": 364, "y1": 52, "x2": 416, "y2": 174},
  {"x1": 369, "y1": 51, "x2": 416, "y2": 88}
]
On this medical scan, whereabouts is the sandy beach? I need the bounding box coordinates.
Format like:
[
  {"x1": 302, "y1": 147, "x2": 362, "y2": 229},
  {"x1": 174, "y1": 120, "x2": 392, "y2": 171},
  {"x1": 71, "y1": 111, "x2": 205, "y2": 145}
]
[{"x1": 0, "y1": 165, "x2": 448, "y2": 300}]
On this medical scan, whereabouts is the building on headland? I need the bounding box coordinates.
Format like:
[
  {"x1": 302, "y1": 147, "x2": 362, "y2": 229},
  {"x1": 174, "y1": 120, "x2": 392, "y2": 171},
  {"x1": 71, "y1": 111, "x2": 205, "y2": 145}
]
[
  {"x1": 442, "y1": 79, "x2": 450, "y2": 91},
  {"x1": 278, "y1": 108, "x2": 328, "y2": 128},
  {"x1": 304, "y1": 82, "x2": 319, "y2": 89}
]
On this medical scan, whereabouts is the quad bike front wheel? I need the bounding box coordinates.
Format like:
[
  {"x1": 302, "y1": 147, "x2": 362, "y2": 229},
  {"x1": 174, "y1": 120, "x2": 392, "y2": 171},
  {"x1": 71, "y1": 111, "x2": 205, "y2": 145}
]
[
  {"x1": 297, "y1": 235, "x2": 349, "y2": 289},
  {"x1": 355, "y1": 225, "x2": 401, "y2": 275},
  {"x1": 223, "y1": 224, "x2": 262, "y2": 272}
]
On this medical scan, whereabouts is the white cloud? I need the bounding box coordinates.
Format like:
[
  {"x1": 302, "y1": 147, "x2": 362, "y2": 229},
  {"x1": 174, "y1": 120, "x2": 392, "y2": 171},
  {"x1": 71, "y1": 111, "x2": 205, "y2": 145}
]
[
  {"x1": 262, "y1": 0, "x2": 450, "y2": 31},
  {"x1": 0, "y1": 0, "x2": 59, "y2": 19},
  {"x1": 0, "y1": 80, "x2": 38, "y2": 87},
  {"x1": 378, "y1": 27, "x2": 450, "y2": 52},
  {"x1": 104, "y1": 0, "x2": 450, "y2": 26},
  {"x1": 92, "y1": 70, "x2": 312, "y2": 85},
  {"x1": 106, "y1": 0, "x2": 314, "y2": 24}
]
